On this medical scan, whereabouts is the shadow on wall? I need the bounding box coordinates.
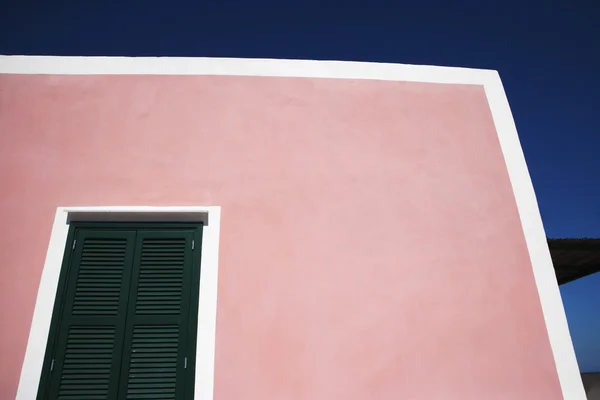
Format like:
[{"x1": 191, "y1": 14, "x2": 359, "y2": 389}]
[{"x1": 582, "y1": 373, "x2": 600, "y2": 400}]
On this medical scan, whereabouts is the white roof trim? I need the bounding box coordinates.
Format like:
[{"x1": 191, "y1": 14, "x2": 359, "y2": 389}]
[{"x1": 0, "y1": 55, "x2": 496, "y2": 85}]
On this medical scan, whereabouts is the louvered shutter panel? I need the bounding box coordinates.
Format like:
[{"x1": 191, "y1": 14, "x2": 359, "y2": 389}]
[
  {"x1": 45, "y1": 230, "x2": 136, "y2": 400},
  {"x1": 117, "y1": 230, "x2": 196, "y2": 400}
]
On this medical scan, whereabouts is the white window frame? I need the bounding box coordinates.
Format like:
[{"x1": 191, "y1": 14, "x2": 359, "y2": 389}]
[{"x1": 16, "y1": 206, "x2": 221, "y2": 400}]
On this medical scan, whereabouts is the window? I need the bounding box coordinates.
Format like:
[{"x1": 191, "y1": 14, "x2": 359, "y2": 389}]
[{"x1": 37, "y1": 222, "x2": 203, "y2": 400}]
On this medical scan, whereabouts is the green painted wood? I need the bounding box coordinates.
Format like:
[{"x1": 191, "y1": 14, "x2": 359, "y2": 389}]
[
  {"x1": 37, "y1": 225, "x2": 77, "y2": 400},
  {"x1": 117, "y1": 230, "x2": 198, "y2": 400},
  {"x1": 43, "y1": 230, "x2": 137, "y2": 400},
  {"x1": 184, "y1": 225, "x2": 204, "y2": 400},
  {"x1": 38, "y1": 222, "x2": 203, "y2": 400}
]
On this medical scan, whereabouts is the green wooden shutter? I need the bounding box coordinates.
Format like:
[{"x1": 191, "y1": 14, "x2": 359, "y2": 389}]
[
  {"x1": 44, "y1": 229, "x2": 136, "y2": 400},
  {"x1": 117, "y1": 230, "x2": 197, "y2": 400}
]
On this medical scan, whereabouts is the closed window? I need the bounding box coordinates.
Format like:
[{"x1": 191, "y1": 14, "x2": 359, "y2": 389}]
[{"x1": 37, "y1": 222, "x2": 203, "y2": 400}]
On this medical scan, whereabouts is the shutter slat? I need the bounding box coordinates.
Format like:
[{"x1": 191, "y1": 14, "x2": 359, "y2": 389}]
[
  {"x1": 39, "y1": 224, "x2": 202, "y2": 400},
  {"x1": 71, "y1": 238, "x2": 127, "y2": 316},
  {"x1": 45, "y1": 230, "x2": 136, "y2": 400},
  {"x1": 118, "y1": 231, "x2": 195, "y2": 400}
]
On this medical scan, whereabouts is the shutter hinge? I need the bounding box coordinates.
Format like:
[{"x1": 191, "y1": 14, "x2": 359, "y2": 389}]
[
  {"x1": 191, "y1": 240, "x2": 195, "y2": 250},
  {"x1": 50, "y1": 359, "x2": 55, "y2": 372},
  {"x1": 184, "y1": 357, "x2": 187, "y2": 369},
  {"x1": 72, "y1": 240, "x2": 76, "y2": 250}
]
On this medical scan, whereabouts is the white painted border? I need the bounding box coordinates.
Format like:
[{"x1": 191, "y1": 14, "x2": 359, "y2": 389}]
[
  {"x1": 483, "y1": 79, "x2": 586, "y2": 399},
  {"x1": 3, "y1": 56, "x2": 584, "y2": 399},
  {"x1": 16, "y1": 206, "x2": 221, "y2": 400},
  {"x1": 0, "y1": 55, "x2": 494, "y2": 84}
]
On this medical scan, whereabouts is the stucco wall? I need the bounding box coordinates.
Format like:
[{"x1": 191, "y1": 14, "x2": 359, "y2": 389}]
[{"x1": 0, "y1": 73, "x2": 562, "y2": 399}]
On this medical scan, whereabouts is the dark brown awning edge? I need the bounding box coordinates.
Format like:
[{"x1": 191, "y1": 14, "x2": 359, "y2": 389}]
[{"x1": 548, "y1": 238, "x2": 600, "y2": 285}]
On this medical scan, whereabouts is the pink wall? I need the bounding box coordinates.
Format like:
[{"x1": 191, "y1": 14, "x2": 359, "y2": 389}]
[{"x1": 0, "y1": 74, "x2": 562, "y2": 399}]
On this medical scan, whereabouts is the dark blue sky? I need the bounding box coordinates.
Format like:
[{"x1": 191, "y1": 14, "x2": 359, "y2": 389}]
[{"x1": 2, "y1": 0, "x2": 598, "y2": 372}]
